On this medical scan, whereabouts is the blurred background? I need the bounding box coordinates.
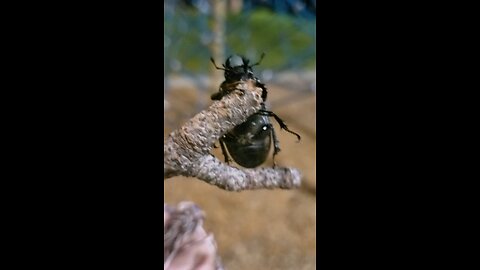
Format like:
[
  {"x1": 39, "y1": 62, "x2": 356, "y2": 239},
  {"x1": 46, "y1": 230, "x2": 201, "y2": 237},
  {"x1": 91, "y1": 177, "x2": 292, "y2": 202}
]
[{"x1": 164, "y1": 0, "x2": 316, "y2": 269}]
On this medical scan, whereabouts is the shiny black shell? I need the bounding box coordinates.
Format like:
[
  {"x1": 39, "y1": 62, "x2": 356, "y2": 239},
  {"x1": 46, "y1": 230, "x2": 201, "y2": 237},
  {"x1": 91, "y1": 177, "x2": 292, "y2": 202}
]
[{"x1": 222, "y1": 113, "x2": 272, "y2": 168}]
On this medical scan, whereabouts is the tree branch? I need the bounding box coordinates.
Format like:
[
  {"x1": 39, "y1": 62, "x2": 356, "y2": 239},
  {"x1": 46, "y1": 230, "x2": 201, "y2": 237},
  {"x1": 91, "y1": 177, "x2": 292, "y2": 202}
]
[{"x1": 164, "y1": 80, "x2": 302, "y2": 191}]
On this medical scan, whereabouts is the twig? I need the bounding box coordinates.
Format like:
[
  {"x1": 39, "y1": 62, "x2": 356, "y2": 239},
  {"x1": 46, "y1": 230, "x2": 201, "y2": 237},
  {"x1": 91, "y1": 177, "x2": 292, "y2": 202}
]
[{"x1": 164, "y1": 80, "x2": 302, "y2": 191}]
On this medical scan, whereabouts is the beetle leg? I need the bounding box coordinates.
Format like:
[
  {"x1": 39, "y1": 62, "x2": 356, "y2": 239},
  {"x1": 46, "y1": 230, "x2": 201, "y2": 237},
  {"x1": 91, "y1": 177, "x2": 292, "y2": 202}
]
[
  {"x1": 210, "y1": 57, "x2": 226, "y2": 71},
  {"x1": 211, "y1": 92, "x2": 223, "y2": 100},
  {"x1": 270, "y1": 123, "x2": 281, "y2": 168},
  {"x1": 256, "y1": 81, "x2": 268, "y2": 101},
  {"x1": 219, "y1": 138, "x2": 231, "y2": 164},
  {"x1": 258, "y1": 110, "x2": 301, "y2": 141},
  {"x1": 250, "y1": 52, "x2": 265, "y2": 67},
  {"x1": 212, "y1": 82, "x2": 245, "y2": 100}
]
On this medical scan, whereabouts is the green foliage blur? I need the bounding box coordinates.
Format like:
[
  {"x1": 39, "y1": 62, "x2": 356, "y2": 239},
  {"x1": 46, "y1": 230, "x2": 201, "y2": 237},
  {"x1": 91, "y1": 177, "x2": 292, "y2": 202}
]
[{"x1": 164, "y1": 7, "x2": 316, "y2": 73}]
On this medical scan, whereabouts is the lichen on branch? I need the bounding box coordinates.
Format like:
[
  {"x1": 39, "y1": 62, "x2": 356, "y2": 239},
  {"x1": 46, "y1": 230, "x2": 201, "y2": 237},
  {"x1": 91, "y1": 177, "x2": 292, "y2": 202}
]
[{"x1": 164, "y1": 79, "x2": 301, "y2": 191}]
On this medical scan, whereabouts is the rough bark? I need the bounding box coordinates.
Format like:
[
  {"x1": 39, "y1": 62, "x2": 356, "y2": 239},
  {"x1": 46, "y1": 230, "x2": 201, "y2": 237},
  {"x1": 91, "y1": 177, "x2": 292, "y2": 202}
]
[{"x1": 164, "y1": 80, "x2": 302, "y2": 191}]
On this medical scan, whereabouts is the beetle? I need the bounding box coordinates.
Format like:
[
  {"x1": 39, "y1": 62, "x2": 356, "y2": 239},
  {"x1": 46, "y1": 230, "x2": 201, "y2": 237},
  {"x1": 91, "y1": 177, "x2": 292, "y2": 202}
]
[
  {"x1": 210, "y1": 53, "x2": 268, "y2": 101},
  {"x1": 210, "y1": 53, "x2": 301, "y2": 168}
]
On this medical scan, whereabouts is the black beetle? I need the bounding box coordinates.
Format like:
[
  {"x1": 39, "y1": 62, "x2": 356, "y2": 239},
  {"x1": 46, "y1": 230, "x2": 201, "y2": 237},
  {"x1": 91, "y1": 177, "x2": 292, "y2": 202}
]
[
  {"x1": 210, "y1": 53, "x2": 301, "y2": 168},
  {"x1": 210, "y1": 53, "x2": 268, "y2": 101}
]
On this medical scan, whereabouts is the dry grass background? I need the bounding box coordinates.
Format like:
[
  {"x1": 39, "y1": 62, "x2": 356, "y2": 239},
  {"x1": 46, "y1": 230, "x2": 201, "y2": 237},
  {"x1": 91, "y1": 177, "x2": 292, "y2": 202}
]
[{"x1": 164, "y1": 80, "x2": 316, "y2": 270}]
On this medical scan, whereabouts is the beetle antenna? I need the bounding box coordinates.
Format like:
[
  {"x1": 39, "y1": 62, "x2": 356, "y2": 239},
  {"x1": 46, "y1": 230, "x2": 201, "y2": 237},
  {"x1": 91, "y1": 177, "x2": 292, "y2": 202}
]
[
  {"x1": 250, "y1": 52, "x2": 265, "y2": 67},
  {"x1": 210, "y1": 57, "x2": 226, "y2": 71}
]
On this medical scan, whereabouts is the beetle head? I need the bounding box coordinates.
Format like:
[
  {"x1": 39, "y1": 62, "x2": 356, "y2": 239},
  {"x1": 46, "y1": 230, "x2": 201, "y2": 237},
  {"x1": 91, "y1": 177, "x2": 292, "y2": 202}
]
[
  {"x1": 210, "y1": 53, "x2": 265, "y2": 82},
  {"x1": 222, "y1": 55, "x2": 251, "y2": 82}
]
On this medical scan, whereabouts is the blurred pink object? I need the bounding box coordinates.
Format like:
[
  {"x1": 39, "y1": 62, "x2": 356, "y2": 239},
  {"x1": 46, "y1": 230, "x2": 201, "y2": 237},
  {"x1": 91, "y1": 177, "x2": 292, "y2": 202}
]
[{"x1": 164, "y1": 202, "x2": 223, "y2": 270}]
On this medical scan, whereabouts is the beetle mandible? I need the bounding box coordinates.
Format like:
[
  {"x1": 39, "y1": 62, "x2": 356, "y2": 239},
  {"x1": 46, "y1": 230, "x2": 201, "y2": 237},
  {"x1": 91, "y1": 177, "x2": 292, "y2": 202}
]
[{"x1": 210, "y1": 53, "x2": 301, "y2": 168}]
